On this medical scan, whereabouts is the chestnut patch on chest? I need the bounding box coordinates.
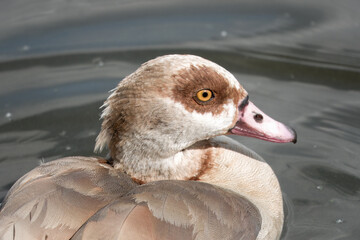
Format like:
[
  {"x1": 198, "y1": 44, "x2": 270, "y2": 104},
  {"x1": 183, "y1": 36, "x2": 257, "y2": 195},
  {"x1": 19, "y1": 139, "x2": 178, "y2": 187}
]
[
  {"x1": 131, "y1": 177, "x2": 146, "y2": 185},
  {"x1": 189, "y1": 149, "x2": 214, "y2": 181},
  {"x1": 187, "y1": 140, "x2": 219, "y2": 181},
  {"x1": 171, "y1": 65, "x2": 242, "y2": 115}
]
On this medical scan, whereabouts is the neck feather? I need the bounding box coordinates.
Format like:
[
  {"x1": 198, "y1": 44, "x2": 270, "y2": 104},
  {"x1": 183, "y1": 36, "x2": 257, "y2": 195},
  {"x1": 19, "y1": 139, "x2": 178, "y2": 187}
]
[
  {"x1": 111, "y1": 139, "x2": 213, "y2": 182},
  {"x1": 199, "y1": 136, "x2": 284, "y2": 240}
]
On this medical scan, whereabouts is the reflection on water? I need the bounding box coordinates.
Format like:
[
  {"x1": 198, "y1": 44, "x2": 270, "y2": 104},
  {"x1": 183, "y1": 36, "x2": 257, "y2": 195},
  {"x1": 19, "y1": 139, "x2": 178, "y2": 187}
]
[
  {"x1": 0, "y1": 1, "x2": 326, "y2": 59},
  {"x1": 0, "y1": 0, "x2": 360, "y2": 239},
  {"x1": 0, "y1": 101, "x2": 101, "y2": 159},
  {"x1": 305, "y1": 104, "x2": 360, "y2": 144},
  {"x1": 303, "y1": 164, "x2": 360, "y2": 196}
]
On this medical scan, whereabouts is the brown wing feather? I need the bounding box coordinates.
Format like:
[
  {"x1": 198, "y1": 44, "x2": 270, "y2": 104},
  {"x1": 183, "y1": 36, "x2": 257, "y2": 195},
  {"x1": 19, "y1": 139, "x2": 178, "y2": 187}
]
[
  {"x1": 72, "y1": 180, "x2": 261, "y2": 240},
  {"x1": 0, "y1": 157, "x2": 136, "y2": 240}
]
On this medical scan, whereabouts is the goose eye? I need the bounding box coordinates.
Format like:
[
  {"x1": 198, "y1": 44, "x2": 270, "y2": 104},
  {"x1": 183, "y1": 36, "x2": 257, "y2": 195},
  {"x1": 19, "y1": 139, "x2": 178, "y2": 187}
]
[{"x1": 195, "y1": 89, "x2": 214, "y2": 103}]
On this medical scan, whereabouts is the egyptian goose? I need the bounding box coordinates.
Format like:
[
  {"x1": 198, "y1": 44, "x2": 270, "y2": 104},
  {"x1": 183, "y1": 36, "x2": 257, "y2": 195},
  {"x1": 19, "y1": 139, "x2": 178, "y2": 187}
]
[{"x1": 0, "y1": 54, "x2": 296, "y2": 240}]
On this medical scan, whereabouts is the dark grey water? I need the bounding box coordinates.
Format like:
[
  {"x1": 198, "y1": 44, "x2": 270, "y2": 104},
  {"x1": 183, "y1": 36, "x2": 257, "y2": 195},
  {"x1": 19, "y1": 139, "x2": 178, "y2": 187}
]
[{"x1": 0, "y1": 0, "x2": 359, "y2": 239}]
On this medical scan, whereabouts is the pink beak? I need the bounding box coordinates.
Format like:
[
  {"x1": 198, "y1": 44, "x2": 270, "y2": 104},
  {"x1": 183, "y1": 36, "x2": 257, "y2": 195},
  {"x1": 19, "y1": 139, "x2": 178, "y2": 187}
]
[{"x1": 229, "y1": 98, "x2": 297, "y2": 143}]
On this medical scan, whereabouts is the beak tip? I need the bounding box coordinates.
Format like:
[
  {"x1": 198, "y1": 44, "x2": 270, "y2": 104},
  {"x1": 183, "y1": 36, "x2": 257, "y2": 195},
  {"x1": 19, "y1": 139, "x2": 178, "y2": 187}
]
[{"x1": 287, "y1": 126, "x2": 297, "y2": 144}]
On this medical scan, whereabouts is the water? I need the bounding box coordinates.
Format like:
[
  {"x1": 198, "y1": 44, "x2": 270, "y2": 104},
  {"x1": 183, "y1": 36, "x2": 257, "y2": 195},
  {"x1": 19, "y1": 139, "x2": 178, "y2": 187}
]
[{"x1": 0, "y1": 0, "x2": 359, "y2": 239}]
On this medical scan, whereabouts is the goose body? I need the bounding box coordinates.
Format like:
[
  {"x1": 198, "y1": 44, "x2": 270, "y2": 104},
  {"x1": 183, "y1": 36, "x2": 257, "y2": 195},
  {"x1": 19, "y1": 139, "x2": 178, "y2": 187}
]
[{"x1": 0, "y1": 55, "x2": 296, "y2": 240}]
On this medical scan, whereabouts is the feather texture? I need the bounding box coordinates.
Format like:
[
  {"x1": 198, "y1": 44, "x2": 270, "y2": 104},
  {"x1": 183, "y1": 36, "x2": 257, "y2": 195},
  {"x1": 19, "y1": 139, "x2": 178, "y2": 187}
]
[
  {"x1": 0, "y1": 157, "x2": 136, "y2": 240},
  {"x1": 72, "y1": 181, "x2": 261, "y2": 240}
]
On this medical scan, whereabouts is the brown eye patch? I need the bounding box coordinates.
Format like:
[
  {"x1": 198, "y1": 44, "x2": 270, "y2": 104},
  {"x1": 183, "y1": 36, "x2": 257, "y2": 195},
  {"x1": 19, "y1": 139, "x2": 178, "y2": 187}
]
[{"x1": 171, "y1": 64, "x2": 245, "y2": 115}]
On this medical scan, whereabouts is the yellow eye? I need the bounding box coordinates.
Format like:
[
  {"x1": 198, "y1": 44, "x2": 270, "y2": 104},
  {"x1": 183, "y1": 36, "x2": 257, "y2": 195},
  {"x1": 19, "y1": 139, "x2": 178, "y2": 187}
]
[{"x1": 195, "y1": 89, "x2": 214, "y2": 103}]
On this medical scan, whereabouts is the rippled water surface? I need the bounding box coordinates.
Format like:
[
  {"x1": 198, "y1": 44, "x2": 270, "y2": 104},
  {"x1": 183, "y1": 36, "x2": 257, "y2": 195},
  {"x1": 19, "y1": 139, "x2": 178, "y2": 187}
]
[{"x1": 0, "y1": 0, "x2": 359, "y2": 239}]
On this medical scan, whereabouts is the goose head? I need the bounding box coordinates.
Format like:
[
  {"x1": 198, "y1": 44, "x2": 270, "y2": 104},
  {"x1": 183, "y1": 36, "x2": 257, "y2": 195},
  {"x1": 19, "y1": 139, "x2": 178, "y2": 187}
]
[{"x1": 95, "y1": 54, "x2": 296, "y2": 182}]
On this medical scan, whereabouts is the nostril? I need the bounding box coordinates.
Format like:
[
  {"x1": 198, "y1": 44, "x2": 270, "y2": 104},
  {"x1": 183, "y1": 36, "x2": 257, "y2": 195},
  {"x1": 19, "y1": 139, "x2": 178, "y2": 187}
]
[{"x1": 254, "y1": 113, "x2": 263, "y2": 123}]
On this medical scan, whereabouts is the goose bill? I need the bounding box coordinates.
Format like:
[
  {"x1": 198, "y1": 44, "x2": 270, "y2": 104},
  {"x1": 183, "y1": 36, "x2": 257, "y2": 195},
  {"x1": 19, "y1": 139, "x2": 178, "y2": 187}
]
[{"x1": 230, "y1": 101, "x2": 297, "y2": 143}]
